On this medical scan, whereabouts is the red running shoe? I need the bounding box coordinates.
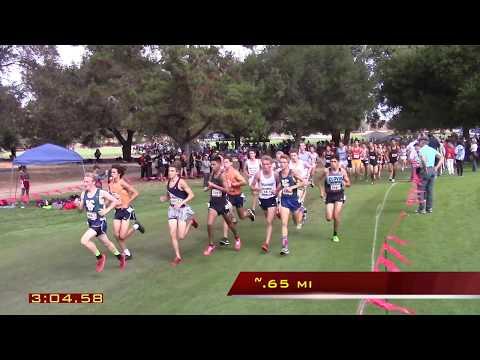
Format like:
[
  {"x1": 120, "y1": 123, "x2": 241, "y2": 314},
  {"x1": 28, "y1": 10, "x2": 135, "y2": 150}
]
[
  {"x1": 119, "y1": 253, "x2": 126, "y2": 271},
  {"x1": 191, "y1": 217, "x2": 199, "y2": 229},
  {"x1": 96, "y1": 254, "x2": 106, "y2": 273},
  {"x1": 171, "y1": 257, "x2": 182, "y2": 266},
  {"x1": 261, "y1": 243, "x2": 269, "y2": 253}
]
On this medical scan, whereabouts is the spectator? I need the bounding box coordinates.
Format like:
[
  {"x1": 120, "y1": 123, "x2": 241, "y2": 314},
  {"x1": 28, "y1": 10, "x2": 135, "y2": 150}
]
[
  {"x1": 455, "y1": 140, "x2": 465, "y2": 176},
  {"x1": 416, "y1": 136, "x2": 444, "y2": 214},
  {"x1": 145, "y1": 152, "x2": 153, "y2": 179},
  {"x1": 445, "y1": 141, "x2": 456, "y2": 175},
  {"x1": 18, "y1": 165, "x2": 30, "y2": 208},
  {"x1": 470, "y1": 138, "x2": 478, "y2": 172},
  {"x1": 94, "y1": 148, "x2": 102, "y2": 162},
  {"x1": 200, "y1": 154, "x2": 211, "y2": 189},
  {"x1": 138, "y1": 153, "x2": 147, "y2": 180}
]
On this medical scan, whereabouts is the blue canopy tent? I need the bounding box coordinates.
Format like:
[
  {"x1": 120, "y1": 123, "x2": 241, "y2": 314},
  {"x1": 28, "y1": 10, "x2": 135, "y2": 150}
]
[{"x1": 10, "y1": 143, "x2": 85, "y2": 203}]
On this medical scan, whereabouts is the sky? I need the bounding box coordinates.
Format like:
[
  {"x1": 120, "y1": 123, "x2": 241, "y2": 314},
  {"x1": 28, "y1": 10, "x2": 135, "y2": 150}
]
[{"x1": 3, "y1": 45, "x2": 255, "y2": 86}]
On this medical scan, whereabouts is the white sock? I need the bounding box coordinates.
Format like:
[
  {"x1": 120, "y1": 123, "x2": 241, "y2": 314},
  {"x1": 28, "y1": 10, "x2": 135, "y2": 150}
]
[
  {"x1": 133, "y1": 223, "x2": 139, "y2": 230},
  {"x1": 124, "y1": 249, "x2": 131, "y2": 256}
]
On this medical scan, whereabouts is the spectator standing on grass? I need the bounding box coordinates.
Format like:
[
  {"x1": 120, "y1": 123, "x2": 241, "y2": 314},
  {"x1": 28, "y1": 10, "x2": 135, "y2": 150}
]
[
  {"x1": 95, "y1": 148, "x2": 102, "y2": 162},
  {"x1": 145, "y1": 152, "x2": 153, "y2": 179},
  {"x1": 416, "y1": 137, "x2": 444, "y2": 214},
  {"x1": 470, "y1": 138, "x2": 478, "y2": 172},
  {"x1": 445, "y1": 140, "x2": 456, "y2": 176},
  {"x1": 201, "y1": 154, "x2": 211, "y2": 190},
  {"x1": 138, "y1": 153, "x2": 146, "y2": 180},
  {"x1": 455, "y1": 139, "x2": 465, "y2": 176},
  {"x1": 19, "y1": 166, "x2": 30, "y2": 208}
]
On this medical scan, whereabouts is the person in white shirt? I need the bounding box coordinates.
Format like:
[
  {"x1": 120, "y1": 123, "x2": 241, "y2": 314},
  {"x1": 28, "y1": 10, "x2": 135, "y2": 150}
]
[
  {"x1": 470, "y1": 139, "x2": 478, "y2": 172},
  {"x1": 455, "y1": 140, "x2": 465, "y2": 176},
  {"x1": 243, "y1": 149, "x2": 262, "y2": 214}
]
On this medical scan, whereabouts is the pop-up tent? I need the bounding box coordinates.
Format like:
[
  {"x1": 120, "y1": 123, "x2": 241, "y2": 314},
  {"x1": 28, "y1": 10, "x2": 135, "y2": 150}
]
[{"x1": 9, "y1": 143, "x2": 85, "y2": 202}]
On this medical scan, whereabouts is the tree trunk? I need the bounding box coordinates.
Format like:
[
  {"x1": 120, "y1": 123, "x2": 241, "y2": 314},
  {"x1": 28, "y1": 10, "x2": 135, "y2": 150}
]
[
  {"x1": 108, "y1": 128, "x2": 135, "y2": 161},
  {"x1": 343, "y1": 128, "x2": 351, "y2": 145},
  {"x1": 331, "y1": 129, "x2": 341, "y2": 146}
]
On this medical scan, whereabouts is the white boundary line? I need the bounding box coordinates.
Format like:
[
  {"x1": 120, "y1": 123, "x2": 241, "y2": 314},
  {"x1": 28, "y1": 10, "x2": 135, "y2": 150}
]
[{"x1": 357, "y1": 182, "x2": 397, "y2": 315}]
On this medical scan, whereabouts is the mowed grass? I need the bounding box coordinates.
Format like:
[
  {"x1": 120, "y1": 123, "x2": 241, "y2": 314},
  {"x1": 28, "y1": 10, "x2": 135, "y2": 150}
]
[{"x1": 1, "y1": 167, "x2": 480, "y2": 315}]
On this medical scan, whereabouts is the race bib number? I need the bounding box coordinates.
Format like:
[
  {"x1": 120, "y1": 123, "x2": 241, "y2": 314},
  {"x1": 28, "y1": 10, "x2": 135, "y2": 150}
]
[
  {"x1": 170, "y1": 197, "x2": 182, "y2": 206},
  {"x1": 87, "y1": 212, "x2": 97, "y2": 220},
  {"x1": 330, "y1": 183, "x2": 342, "y2": 191},
  {"x1": 353, "y1": 154, "x2": 360, "y2": 159},
  {"x1": 261, "y1": 188, "x2": 274, "y2": 197},
  {"x1": 392, "y1": 153, "x2": 397, "y2": 157},
  {"x1": 212, "y1": 189, "x2": 222, "y2": 197},
  {"x1": 370, "y1": 155, "x2": 376, "y2": 160}
]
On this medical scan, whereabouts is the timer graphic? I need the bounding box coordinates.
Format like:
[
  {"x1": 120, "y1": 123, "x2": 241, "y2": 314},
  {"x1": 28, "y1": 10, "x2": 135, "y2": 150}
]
[{"x1": 28, "y1": 293, "x2": 103, "y2": 304}]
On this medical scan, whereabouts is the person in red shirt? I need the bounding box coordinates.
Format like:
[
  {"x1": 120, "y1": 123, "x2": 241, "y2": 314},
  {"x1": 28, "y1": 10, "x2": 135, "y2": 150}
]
[{"x1": 445, "y1": 140, "x2": 456, "y2": 175}]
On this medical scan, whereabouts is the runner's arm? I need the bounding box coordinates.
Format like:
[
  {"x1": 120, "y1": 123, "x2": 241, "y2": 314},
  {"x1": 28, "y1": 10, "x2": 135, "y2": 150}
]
[
  {"x1": 291, "y1": 170, "x2": 305, "y2": 189},
  {"x1": 250, "y1": 172, "x2": 260, "y2": 192},
  {"x1": 100, "y1": 190, "x2": 120, "y2": 215},
  {"x1": 317, "y1": 169, "x2": 327, "y2": 198},
  {"x1": 232, "y1": 171, "x2": 247, "y2": 187},
  {"x1": 178, "y1": 179, "x2": 195, "y2": 206},
  {"x1": 76, "y1": 191, "x2": 85, "y2": 212},
  {"x1": 121, "y1": 180, "x2": 139, "y2": 206},
  {"x1": 342, "y1": 168, "x2": 351, "y2": 187}
]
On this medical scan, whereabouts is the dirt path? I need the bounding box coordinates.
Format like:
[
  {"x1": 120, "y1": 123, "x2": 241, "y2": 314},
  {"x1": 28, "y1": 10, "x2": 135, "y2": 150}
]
[{"x1": 0, "y1": 162, "x2": 143, "y2": 199}]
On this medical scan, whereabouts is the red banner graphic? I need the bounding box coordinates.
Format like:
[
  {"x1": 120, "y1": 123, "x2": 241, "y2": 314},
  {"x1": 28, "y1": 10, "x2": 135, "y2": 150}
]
[{"x1": 227, "y1": 272, "x2": 480, "y2": 298}]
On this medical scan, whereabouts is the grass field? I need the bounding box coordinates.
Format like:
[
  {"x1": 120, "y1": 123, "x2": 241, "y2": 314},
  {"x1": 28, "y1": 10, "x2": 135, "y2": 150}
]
[{"x1": 1, "y1": 167, "x2": 479, "y2": 315}]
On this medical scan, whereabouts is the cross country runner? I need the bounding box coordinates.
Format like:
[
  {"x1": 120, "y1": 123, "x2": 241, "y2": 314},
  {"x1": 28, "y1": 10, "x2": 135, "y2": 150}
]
[
  {"x1": 368, "y1": 143, "x2": 379, "y2": 184},
  {"x1": 159, "y1": 162, "x2": 198, "y2": 266},
  {"x1": 250, "y1": 155, "x2": 280, "y2": 253},
  {"x1": 204, "y1": 156, "x2": 241, "y2": 256},
  {"x1": 277, "y1": 154, "x2": 305, "y2": 255},
  {"x1": 220, "y1": 155, "x2": 255, "y2": 248},
  {"x1": 75, "y1": 172, "x2": 126, "y2": 272},
  {"x1": 289, "y1": 149, "x2": 309, "y2": 224},
  {"x1": 318, "y1": 156, "x2": 351, "y2": 242},
  {"x1": 108, "y1": 165, "x2": 145, "y2": 260},
  {"x1": 243, "y1": 149, "x2": 262, "y2": 219},
  {"x1": 351, "y1": 140, "x2": 363, "y2": 181},
  {"x1": 361, "y1": 143, "x2": 370, "y2": 181},
  {"x1": 388, "y1": 140, "x2": 400, "y2": 182}
]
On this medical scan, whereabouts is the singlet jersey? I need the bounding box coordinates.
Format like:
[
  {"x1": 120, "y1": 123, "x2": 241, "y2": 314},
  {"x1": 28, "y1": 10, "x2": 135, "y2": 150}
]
[
  {"x1": 167, "y1": 177, "x2": 188, "y2": 207},
  {"x1": 279, "y1": 170, "x2": 298, "y2": 199},
  {"x1": 246, "y1": 159, "x2": 261, "y2": 178},
  {"x1": 83, "y1": 189, "x2": 105, "y2": 221},
  {"x1": 309, "y1": 152, "x2": 318, "y2": 165},
  {"x1": 289, "y1": 160, "x2": 308, "y2": 179},
  {"x1": 400, "y1": 148, "x2": 407, "y2": 157},
  {"x1": 369, "y1": 150, "x2": 378, "y2": 162},
  {"x1": 108, "y1": 180, "x2": 131, "y2": 209},
  {"x1": 258, "y1": 171, "x2": 277, "y2": 199},
  {"x1": 337, "y1": 147, "x2": 348, "y2": 161},
  {"x1": 298, "y1": 151, "x2": 311, "y2": 166},
  {"x1": 223, "y1": 167, "x2": 242, "y2": 196},
  {"x1": 325, "y1": 151, "x2": 334, "y2": 165},
  {"x1": 209, "y1": 171, "x2": 227, "y2": 205},
  {"x1": 325, "y1": 169, "x2": 345, "y2": 194},
  {"x1": 351, "y1": 147, "x2": 362, "y2": 160},
  {"x1": 390, "y1": 147, "x2": 399, "y2": 160}
]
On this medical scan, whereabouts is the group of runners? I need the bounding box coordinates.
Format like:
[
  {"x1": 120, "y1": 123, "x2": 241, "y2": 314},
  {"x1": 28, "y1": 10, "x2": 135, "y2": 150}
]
[
  {"x1": 75, "y1": 142, "x2": 354, "y2": 272},
  {"x1": 76, "y1": 136, "x2": 465, "y2": 272}
]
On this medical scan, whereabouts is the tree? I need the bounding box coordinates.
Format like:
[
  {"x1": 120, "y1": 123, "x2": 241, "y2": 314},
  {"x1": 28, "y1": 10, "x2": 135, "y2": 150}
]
[
  {"x1": 253, "y1": 45, "x2": 375, "y2": 145},
  {"x1": 78, "y1": 45, "x2": 154, "y2": 160},
  {"x1": 379, "y1": 45, "x2": 480, "y2": 135},
  {"x1": 138, "y1": 45, "x2": 235, "y2": 154},
  {"x1": 0, "y1": 85, "x2": 24, "y2": 157}
]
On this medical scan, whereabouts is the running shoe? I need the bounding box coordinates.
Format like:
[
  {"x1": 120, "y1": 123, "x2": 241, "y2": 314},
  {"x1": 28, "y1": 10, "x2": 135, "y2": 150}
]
[
  {"x1": 247, "y1": 208, "x2": 255, "y2": 221},
  {"x1": 426, "y1": 208, "x2": 433, "y2": 213},
  {"x1": 134, "y1": 222, "x2": 145, "y2": 234},
  {"x1": 234, "y1": 237, "x2": 242, "y2": 251},
  {"x1": 203, "y1": 244, "x2": 216, "y2": 256},
  {"x1": 332, "y1": 235, "x2": 340, "y2": 243},
  {"x1": 415, "y1": 208, "x2": 426, "y2": 214},
  {"x1": 191, "y1": 217, "x2": 199, "y2": 229},
  {"x1": 296, "y1": 223, "x2": 303, "y2": 230},
  {"x1": 280, "y1": 247, "x2": 290, "y2": 256},
  {"x1": 96, "y1": 254, "x2": 106, "y2": 273},
  {"x1": 171, "y1": 257, "x2": 182, "y2": 266},
  {"x1": 119, "y1": 254, "x2": 126, "y2": 270},
  {"x1": 219, "y1": 238, "x2": 230, "y2": 246},
  {"x1": 261, "y1": 243, "x2": 269, "y2": 253}
]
